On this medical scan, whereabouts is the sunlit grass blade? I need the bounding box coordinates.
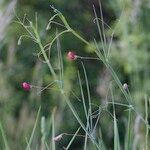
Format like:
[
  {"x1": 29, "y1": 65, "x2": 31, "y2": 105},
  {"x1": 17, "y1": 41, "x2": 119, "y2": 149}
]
[
  {"x1": 98, "y1": 128, "x2": 106, "y2": 150},
  {"x1": 98, "y1": 0, "x2": 107, "y2": 50},
  {"x1": 110, "y1": 86, "x2": 120, "y2": 150},
  {"x1": 124, "y1": 108, "x2": 132, "y2": 150},
  {"x1": 52, "y1": 107, "x2": 56, "y2": 150},
  {"x1": 107, "y1": 31, "x2": 114, "y2": 58},
  {"x1": 145, "y1": 95, "x2": 149, "y2": 150},
  {"x1": 41, "y1": 116, "x2": 46, "y2": 150},
  {"x1": 0, "y1": 122, "x2": 10, "y2": 150},
  {"x1": 25, "y1": 137, "x2": 30, "y2": 150},
  {"x1": 93, "y1": 5, "x2": 106, "y2": 58},
  {"x1": 77, "y1": 71, "x2": 88, "y2": 121},
  {"x1": 84, "y1": 109, "x2": 91, "y2": 149},
  {"x1": 26, "y1": 106, "x2": 41, "y2": 150},
  {"x1": 93, "y1": 39, "x2": 105, "y2": 62},
  {"x1": 56, "y1": 29, "x2": 64, "y2": 89},
  {"x1": 81, "y1": 62, "x2": 93, "y2": 133},
  {"x1": 83, "y1": 132, "x2": 88, "y2": 150},
  {"x1": 65, "y1": 127, "x2": 81, "y2": 150}
]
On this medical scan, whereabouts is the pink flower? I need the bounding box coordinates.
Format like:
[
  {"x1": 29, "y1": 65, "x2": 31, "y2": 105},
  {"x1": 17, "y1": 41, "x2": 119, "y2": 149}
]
[
  {"x1": 52, "y1": 134, "x2": 63, "y2": 142},
  {"x1": 67, "y1": 51, "x2": 77, "y2": 61},
  {"x1": 22, "y1": 82, "x2": 31, "y2": 91}
]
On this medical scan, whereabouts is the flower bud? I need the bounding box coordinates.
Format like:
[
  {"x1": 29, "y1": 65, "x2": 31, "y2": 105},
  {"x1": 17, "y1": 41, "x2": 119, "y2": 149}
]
[
  {"x1": 52, "y1": 134, "x2": 63, "y2": 142},
  {"x1": 123, "y1": 83, "x2": 128, "y2": 90},
  {"x1": 67, "y1": 51, "x2": 77, "y2": 61},
  {"x1": 22, "y1": 82, "x2": 31, "y2": 91}
]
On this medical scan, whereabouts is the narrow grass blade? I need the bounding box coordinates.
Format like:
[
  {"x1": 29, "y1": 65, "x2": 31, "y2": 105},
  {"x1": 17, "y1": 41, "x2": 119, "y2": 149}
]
[
  {"x1": 26, "y1": 106, "x2": 41, "y2": 150},
  {"x1": 110, "y1": 86, "x2": 120, "y2": 150},
  {"x1": 98, "y1": 0, "x2": 107, "y2": 50},
  {"x1": 84, "y1": 109, "x2": 91, "y2": 150},
  {"x1": 83, "y1": 132, "x2": 88, "y2": 150},
  {"x1": 41, "y1": 116, "x2": 46, "y2": 149},
  {"x1": 93, "y1": 39, "x2": 105, "y2": 62},
  {"x1": 63, "y1": 94, "x2": 102, "y2": 149},
  {"x1": 98, "y1": 128, "x2": 106, "y2": 150},
  {"x1": 105, "y1": 63, "x2": 131, "y2": 105},
  {"x1": 78, "y1": 71, "x2": 88, "y2": 120},
  {"x1": 92, "y1": 107, "x2": 101, "y2": 136},
  {"x1": 65, "y1": 127, "x2": 81, "y2": 150},
  {"x1": 56, "y1": 29, "x2": 64, "y2": 89},
  {"x1": 81, "y1": 62, "x2": 93, "y2": 132},
  {"x1": 52, "y1": 107, "x2": 56, "y2": 150},
  {"x1": 93, "y1": 5, "x2": 106, "y2": 58},
  {"x1": 0, "y1": 122, "x2": 10, "y2": 150},
  {"x1": 124, "y1": 108, "x2": 132, "y2": 150}
]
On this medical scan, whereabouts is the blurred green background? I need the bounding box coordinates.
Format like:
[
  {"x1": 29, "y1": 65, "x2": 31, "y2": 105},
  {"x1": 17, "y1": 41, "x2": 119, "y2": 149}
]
[{"x1": 0, "y1": 0, "x2": 149, "y2": 149}]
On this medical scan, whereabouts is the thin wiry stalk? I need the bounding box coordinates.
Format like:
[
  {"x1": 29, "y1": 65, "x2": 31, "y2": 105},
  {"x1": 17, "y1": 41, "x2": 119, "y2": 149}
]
[
  {"x1": 47, "y1": 29, "x2": 70, "y2": 58},
  {"x1": 84, "y1": 110, "x2": 91, "y2": 148},
  {"x1": 107, "y1": 31, "x2": 114, "y2": 58},
  {"x1": 16, "y1": 17, "x2": 58, "y2": 81},
  {"x1": 81, "y1": 62, "x2": 93, "y2": 132},
  {"x1": 65, "y1": 127, "x2": 81, "y2": 150},
  {"x1": 107, "y1": 102, "x2": 131, "y2": 108},
  {"x1": 93, "y1": 39, "x2": 105, "y2": 62},
  {"x1": 93, "y1": 5, "x2": 106, "y2": 58},
  {"x1": 56, "y1": 29, "x2": 64, "y2": 89},
  {"x1": 92, "y1": 107, "x2": 101, "y2": 136},
  {"x1": 78, "y1": 71, "x2": 88, "y2": 120},
  {"x1": 99, "y1": 0, "x2": 107, "y2": 50}
]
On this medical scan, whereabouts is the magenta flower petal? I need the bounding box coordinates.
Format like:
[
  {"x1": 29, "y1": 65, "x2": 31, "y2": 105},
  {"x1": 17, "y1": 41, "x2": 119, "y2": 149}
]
[
  {"x1": 67, "y1": 51, "x2": 77, "y2": 61},
  {"x1": 22, "y1": 82, "x2": 31, "y2": 91}
]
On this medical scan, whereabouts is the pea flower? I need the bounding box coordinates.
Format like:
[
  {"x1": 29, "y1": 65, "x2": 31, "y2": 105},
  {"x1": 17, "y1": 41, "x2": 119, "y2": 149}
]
[
  {"x1": 22, "y1": 82, "x2": 31, "y2": 91},
  {"x1": 67, "y1": 51, "x2": 77, "y2": 61}
]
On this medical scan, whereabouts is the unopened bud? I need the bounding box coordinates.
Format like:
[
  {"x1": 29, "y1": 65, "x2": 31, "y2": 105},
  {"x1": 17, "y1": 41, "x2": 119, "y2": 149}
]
[
  {"x1": 123, "y1": 83, "x2": 128, "y2": 90},
  {"x1": 52, "y1": 134, "x2": 63, "y2": 142}
]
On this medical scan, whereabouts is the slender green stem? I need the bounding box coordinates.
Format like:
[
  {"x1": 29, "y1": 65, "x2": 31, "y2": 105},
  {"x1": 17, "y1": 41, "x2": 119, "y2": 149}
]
[
  {"x1": 32, "y1": 25, "x2": 57, "y2": 80},
  {"x1": 107, "y1": 102, "x2": 132, "y2": 108},
  {"x1": 62, "y1": 93, "x2": 102, "y2": 150},
  {"x1": 81, "y1": 62, "x2": 93, "y2": 132},
  {"x1": 125, "y1": 108, "x2": 132, "y2": 150},
  {"x1": 71, "y1": 29, "x2": 90, "y2": 46},
  {"x1": 104, "y1": 62, "x2": 131, "y2": 104},
  {"x1": 65, "y1": 127, "x2": 81, "y2": 150}
]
